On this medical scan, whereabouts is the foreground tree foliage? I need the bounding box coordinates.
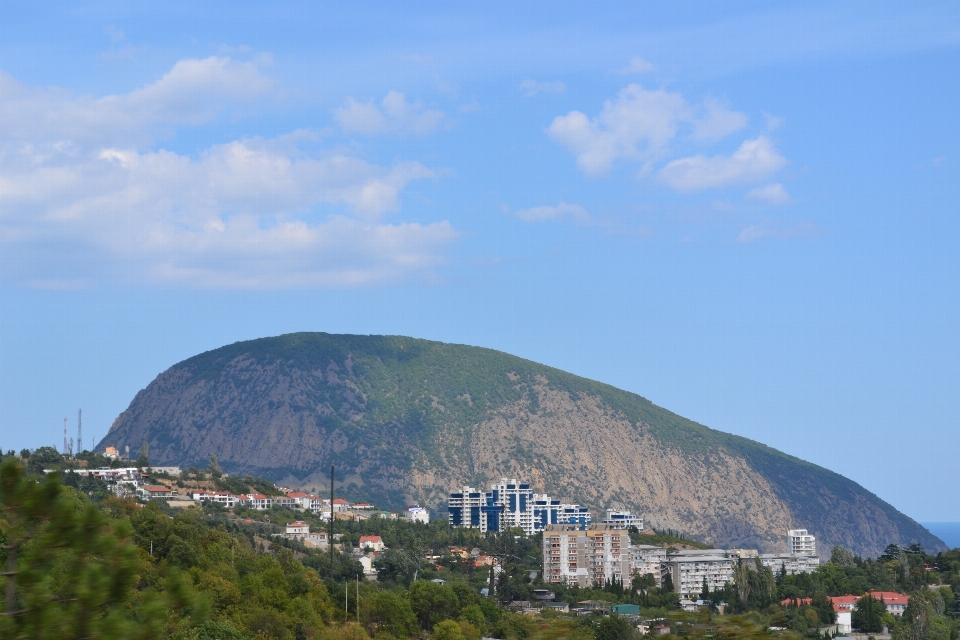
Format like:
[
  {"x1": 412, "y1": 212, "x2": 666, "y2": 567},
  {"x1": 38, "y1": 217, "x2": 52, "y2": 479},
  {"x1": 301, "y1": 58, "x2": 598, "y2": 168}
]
[{"x1": 0, "y1": 457, "x2": 180, "y2": 638}]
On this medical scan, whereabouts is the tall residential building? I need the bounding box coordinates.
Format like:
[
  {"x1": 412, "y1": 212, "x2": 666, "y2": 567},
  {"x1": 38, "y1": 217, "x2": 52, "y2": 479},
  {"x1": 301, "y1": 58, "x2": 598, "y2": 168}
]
[
  {"x1": 449, "y1": 478, "x2": 591, "y2": 535},
  {"x1": 542, "y1": 524, "x2": 629, "y2": 587},
  {"x1": 662, "y1": 550, "x2": 735, "y2": 596},
  {"x1": 629, "y1": 544, "x2": 667, "y2": 585},
  {"x1": 488, "y1": 478, "x2": 535, "y2": 534},
  {"x1": 787, "y1": 529, "x2": 817, "y2": 556},
  {"x1": 533, "y1": 495, "x2": 562, "y2": 530},
  {"x1": 602, "y1": 509, "x2": 643, "y2": 530},
  {"x1": 448, "y1": 487, "x2": 486, "y2": 529}
]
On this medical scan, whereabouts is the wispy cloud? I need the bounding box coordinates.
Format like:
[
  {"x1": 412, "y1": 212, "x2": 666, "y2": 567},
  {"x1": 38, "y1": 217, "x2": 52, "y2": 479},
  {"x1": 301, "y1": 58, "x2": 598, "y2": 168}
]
[
  {"x1": 746, "y1": 183, "x2": 791, "y2": 205},
  {"x1": 334, "y1": 90, "x2": 446, "y2": 136},
  {"x1": 612, "y1": 57, "x2": 656, "y2": 75},
  {"x1": 0, "y1": 57, "x2": 274, "y2": 148},
  {"x1": 519, "y1": 79, "x2": 566, "y2": 97},
  {"x1": 691, "y1": 98, "x2": 748, "y2": 142},
  {"x1": 658, "y1": 136, "x2": 787, "y2": 191},
  {"x1": 512, "y1": 202, "x2": 589, "y2": 223},
  {"x1": 737, "y1": 220, "x2": 820, "y2": 243}
]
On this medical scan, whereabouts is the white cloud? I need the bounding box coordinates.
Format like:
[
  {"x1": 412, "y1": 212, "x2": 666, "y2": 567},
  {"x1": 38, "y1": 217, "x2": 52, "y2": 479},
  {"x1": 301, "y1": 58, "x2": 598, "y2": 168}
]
[
  {"x1": 0, "y1": 57, "x2": 273, "y2": 149},
  {"x1": 0, "y1": 62, "x2": 457, "y2": 288},
  {"x1": 762, "y1": 111, "x2": 784, "y2": 130},
  {"x1": 658, "y1": 136, "x2": 787, "y2": 191},
  {"x1": 547, "y1": 84, "x2": 690, "y2": 176},
  {"x1": 519, "y1": 79, "x2": 566, "y2": 97},
  {"x1": 334, "y1": 91, "x2": 445, "y2": 136},
  {"x1": 691, "y1": 98, "x2": 748, "y2": 142},
  {"x1": 613, "y1": 57, "x2": 656, "y2": 74},
  {"x1": 746, "y1": 183, "x2": 791, "y2": 205},
  {"x1": 737, "y1": 220, "x2": 820, "y2": 243},
  {"x1": 513, "y1": 202, "x2": 589, "y2": 222}
]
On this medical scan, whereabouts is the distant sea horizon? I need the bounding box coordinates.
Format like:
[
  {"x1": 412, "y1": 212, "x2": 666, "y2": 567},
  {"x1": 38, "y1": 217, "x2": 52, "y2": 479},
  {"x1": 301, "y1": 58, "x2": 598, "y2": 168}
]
[{"x1": 921, "y1": 522, "x2": 960, "y2": 550}]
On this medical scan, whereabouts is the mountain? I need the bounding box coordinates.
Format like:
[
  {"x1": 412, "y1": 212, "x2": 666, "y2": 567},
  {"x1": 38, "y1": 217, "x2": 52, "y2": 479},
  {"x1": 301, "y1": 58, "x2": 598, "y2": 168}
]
[{"x1": 102, "y1": 332, "x2": 944, "y2": 557}]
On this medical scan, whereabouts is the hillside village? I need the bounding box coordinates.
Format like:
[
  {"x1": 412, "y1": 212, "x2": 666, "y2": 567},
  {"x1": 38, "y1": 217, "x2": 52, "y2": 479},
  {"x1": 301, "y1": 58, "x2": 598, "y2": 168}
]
[{"x1": 52, "y1": 459, "x2": 960, "y2": 639}]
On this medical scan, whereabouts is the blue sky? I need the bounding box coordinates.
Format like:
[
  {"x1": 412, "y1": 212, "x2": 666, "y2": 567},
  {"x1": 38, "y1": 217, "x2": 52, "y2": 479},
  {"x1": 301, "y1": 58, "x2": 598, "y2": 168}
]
[{"x1": 1, "y1": 1, "x2": 959, "y2": 523}]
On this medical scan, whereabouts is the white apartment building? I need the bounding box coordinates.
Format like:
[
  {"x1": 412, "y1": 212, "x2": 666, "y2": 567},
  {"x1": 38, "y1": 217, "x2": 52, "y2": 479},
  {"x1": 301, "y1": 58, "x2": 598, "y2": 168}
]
[
  {"x1": 448, "y1": 486, "x2": 487, "y2": 529},
  {"x1": 448, "y1": 479, "x2": 538, "y2": 534},
  {"x1": 542, "y1": 524, "x2": 629, "y2": 587},
  {"x1": 787, "y1": 529, "x2": 817, "y2": 556},
  {"x1": 662, "y1": 550, "x2": 735, "y2": 596},
  {"x1": 602, "y1": 510, "x2": 644, "y2": 531},
  {"x1": 533, "y1": 496, "x2": 592, "y2": 530},
  {"x1": 404, "y1": 505, "x2": 430, "y2": 523},
  {"x1": 759, "y1": 553, "x2": 821, "y2": 575},
  {"x1": 629, "y1": 544, "x2": 667, "y2": 585},
  {"x1": 488, "y1": 478, "x2": 536, "y2": 534}
]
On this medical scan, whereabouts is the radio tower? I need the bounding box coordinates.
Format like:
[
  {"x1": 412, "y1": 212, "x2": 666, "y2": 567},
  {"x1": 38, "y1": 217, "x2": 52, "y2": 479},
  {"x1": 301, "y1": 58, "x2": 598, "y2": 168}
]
[
  {"x1": 63, "y1": 417, "x2": 68, "y2": 455},
  {"x1": 77, "y1": 409, "x2": 82, "y2": 454}
]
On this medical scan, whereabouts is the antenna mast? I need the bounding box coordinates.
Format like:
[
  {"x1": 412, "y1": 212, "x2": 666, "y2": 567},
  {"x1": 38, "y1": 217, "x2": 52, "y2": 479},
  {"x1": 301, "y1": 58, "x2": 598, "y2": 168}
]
[
  {"x1": 63, "y1": 417, "x2": 68, "y2": 455},
  {"x1": 77, "y1": 408, "x2": 82, "y2": 454}
]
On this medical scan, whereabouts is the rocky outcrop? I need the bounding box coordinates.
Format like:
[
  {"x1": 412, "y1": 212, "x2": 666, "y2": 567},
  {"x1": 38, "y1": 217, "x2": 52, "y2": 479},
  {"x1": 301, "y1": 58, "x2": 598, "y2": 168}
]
[{"x1": 102, "y1": 332, "x2": 944, "y2": 557}]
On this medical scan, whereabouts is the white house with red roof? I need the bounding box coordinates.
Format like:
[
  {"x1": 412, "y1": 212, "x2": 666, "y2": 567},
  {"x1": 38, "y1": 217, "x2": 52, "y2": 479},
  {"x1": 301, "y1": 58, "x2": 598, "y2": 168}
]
[
  {"x1": 140, "y1": 485, "x2": 173, "y2": 499},
  {"x1": 829, "y1": 592, "x2": 909, "y2": 616},
  {"x1": 287, "y1": 492, "x2": 322, "y2": 513},
  {"x1": 359, "y1": 535, "x2": 385, "y2": 552}
]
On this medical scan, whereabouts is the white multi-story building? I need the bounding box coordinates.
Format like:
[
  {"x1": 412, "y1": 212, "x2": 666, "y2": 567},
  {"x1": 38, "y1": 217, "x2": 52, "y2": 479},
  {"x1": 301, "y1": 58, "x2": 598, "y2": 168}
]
[
  {"x1": 488, "y1": 478, "x2": 535, "y2": 534},
  {"x1": 542, "y1": 524, "x2": 629, "y2": 587},
  {"x1": 758, "y1": 553, "x2": 821, "y2": 575},
  {"x1": 629, "y1": 544, "x2": 667, "y2": 585},
  {"x1": 787, "y1": 529, "x2": 817, "y2": 556},
  {"x1": 602, "y1": 510, "x2": 643, "y2": 530},
  {"x1": 533, "y1": 496, "x2": 591, "y2": 530},
  {"x1": 662, "y1": 550, "x2": 735, "y2": 596},
  {"x1": 448, "y1": 486, "x2": 487, "y2": 529},
  {"x1": 450, "y1": 478, "x2": 591, "y2": 535},
  {"x1": 404, "y1": 505, "x2": 430, "y2": 523}
]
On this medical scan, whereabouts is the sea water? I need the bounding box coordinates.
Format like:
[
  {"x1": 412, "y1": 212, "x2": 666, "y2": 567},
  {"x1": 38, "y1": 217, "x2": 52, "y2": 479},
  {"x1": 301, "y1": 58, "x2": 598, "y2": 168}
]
[{"x1": 921, "y1": 522, "x2": 960, "y2": 550}]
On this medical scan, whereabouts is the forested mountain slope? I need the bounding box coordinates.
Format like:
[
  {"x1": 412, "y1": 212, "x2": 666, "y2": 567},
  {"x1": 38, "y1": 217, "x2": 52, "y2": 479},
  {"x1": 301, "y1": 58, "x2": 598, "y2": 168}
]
[{"x1": 102, "y1": 332, "x2": 944, "y2": 557}]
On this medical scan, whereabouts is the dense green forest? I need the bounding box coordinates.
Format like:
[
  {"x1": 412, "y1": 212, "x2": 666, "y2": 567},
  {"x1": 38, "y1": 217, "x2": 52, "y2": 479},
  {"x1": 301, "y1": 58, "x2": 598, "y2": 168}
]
[{"x1": 2, "y1": 452, "x2": 958, "y2": 640}]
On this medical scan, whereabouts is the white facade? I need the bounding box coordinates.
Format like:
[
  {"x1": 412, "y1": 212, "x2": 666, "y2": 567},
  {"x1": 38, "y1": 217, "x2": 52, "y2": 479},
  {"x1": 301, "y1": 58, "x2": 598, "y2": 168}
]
[
  {"x1": 602, "y1": 510, "x2": 644, "y2": 531},
  {"x1": 488, "y1": 478, "x2": 535, "y2": 534},
  {"x1": 787, "y1": 529, "x2": 817, "y2": 556},
  {"x1": 836, "y1": 610, "x2": 852, "y2": 634},
  {"x1": 663, "y1": 550, "x2": 735, "y2": 596},
  {"x1": 448, "y1": 486, "x2": 486, "y2": 529},
  {"x1": 359, "y1": 535, "x2": 386, "y2": 552},
  {"x1": 759, "y1": 553, "x2": 821, "y2": 575},
  {"x1": 404, "y1": 505, "x2": 430, "y2": 523}
]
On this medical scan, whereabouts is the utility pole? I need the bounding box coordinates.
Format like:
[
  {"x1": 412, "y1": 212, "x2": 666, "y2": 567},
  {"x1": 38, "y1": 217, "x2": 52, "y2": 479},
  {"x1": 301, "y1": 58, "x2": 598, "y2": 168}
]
[
  {"x1": 77, "y1": 408, "x2": 82, "y2": 454},
  {"x1": 63, "y1": 417, "x2": 68, "y2": 456},
  {"x1": 329, "y1": 464, "x2": 335, "y2": 579}
]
